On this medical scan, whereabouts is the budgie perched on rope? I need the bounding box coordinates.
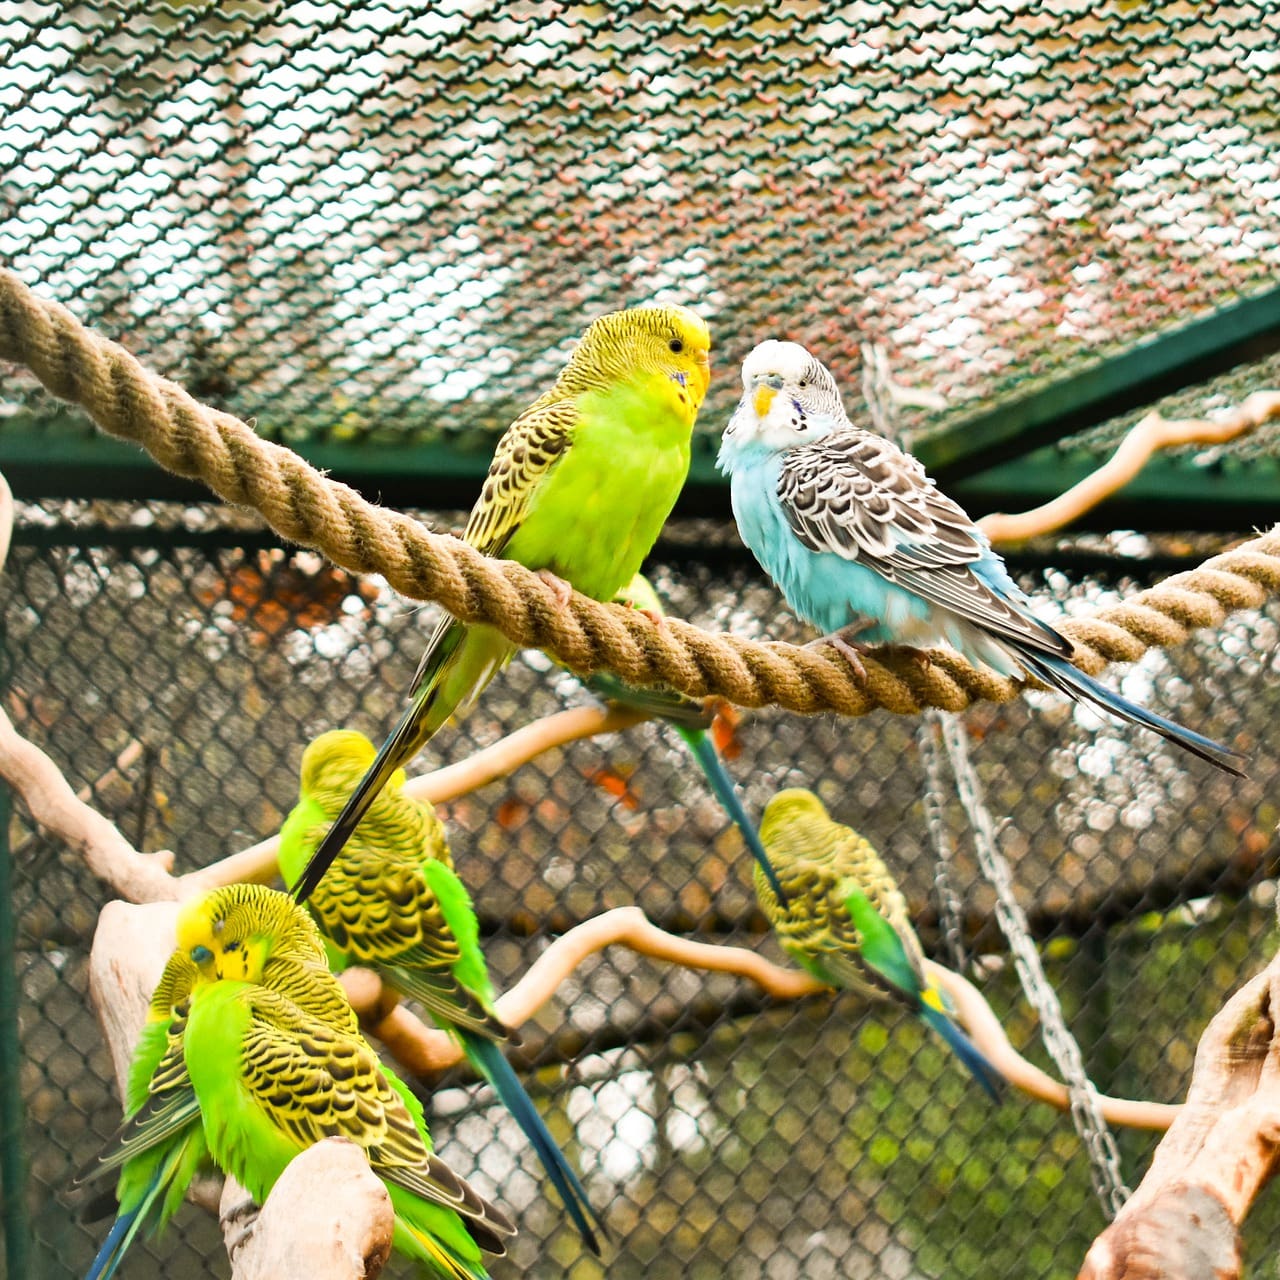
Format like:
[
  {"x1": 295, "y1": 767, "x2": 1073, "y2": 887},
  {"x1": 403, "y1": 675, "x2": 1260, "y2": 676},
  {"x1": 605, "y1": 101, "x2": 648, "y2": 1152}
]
[
  {"x1": 716, "y1": 340, "x2": 1242, "y2": 775},
  {"x1": 583, "y1": 572, "x2": 786, "y2": 898},
  {"x1": 278, "y1": 729, "x2": 603, "y2": 1254},
  {"x1": 293, "y1": 305, "x2": 712, "y2": 904},
  {"x1": 97, "y1": 886, "x2": 515, "y2": 1280},
  {"x1": 81, "y1": 885, "x2": 358, "y2": 1280},
  {"x1": 755, "y1": 789, "x2": 1002, "y2": 1100}
]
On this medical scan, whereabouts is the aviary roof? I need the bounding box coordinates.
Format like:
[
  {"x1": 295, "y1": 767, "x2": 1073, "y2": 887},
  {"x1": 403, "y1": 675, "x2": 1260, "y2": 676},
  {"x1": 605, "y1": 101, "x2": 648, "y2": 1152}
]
[{"x1": 2, "y1": 1, "x2": 1278, "y2": 522}]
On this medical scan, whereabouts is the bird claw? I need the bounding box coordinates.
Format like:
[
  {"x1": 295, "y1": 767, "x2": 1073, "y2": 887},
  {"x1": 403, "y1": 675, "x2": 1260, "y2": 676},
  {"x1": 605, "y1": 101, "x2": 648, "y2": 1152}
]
[
  {"x1": 808, "y1": 632, "x2": 869, "y2": 682},
  {"x1": 536, "y1": 569, "x2": 574, "y2": 610},
  {"x1": 221, "y1": 1195, "x2": 260, "y2": 1260}
]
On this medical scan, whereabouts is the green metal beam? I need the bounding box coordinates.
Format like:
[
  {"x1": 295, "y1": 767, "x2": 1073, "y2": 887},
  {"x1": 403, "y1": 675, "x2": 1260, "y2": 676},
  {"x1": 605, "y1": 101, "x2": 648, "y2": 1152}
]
[
  {"x1": 0, "y1": 782, "x2": 29, "y2": 1280},
  {"x1": 915, "y1": 283, "x2": 1280, "y2": 481}
]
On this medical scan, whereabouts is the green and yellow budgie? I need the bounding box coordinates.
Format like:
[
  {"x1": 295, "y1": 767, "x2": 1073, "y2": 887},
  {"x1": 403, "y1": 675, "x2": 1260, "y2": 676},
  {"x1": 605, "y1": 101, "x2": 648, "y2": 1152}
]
[
  {"x1": 84, "y1": 885, "x2": 513, "y2": 1280},
  {"x1": 584, "y1": 573, "x2": 786, "y2": 898},
  {"x1": 293, "y1": 304, "x2": 712, "y2": 903},
  {"x1": 278, "y1": 729, "x2": 603, "y2": 1253},
  {"x1": 83, "y1": 886, "x2": 354, "y2": 1280},
  {"x1": 755, "y1": 789, "x2": 1002, "y2": 1100}
]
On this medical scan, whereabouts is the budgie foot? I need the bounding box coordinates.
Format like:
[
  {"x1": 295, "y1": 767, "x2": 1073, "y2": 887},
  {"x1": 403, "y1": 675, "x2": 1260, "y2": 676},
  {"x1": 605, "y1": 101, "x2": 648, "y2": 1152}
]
[
  {"x1": 221, "y1": 1193, "x2": 260, "y2": 1261},
  {"x1": 809, "y1": 625, "x2": 874, "y2": 682},
  {"x1": 536, "y1": 568, "x2": 574, "y2": 610}
]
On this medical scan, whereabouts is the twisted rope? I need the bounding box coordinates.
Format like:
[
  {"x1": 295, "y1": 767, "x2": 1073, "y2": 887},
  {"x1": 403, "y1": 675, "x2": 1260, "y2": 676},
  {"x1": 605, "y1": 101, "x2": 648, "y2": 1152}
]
[{"x1": 1, "y1": 266, "x2": 1276, "y2": 719}]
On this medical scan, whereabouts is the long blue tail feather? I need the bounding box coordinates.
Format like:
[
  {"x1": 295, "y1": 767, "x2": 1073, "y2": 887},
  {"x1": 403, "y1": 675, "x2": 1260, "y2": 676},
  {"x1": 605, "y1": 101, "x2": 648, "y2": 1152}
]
[
  {"x1": 676, "y1": 726, "x2": 787, "y2": 900},
  {"x1": 1025, "y1": 652, "x2": 1244, "y2": 777},
  {"x1": 918, "y1": 1003, "x2": 1003, "y2": 1103},
  {"x1": 461, "y1": 1034, "x2": 604, "y2": 1256}
]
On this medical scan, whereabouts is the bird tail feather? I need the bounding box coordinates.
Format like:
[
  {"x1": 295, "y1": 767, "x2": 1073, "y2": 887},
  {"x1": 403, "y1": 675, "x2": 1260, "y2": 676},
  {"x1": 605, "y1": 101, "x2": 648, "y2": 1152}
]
[
  {"x1": 293, "y1": 619, "x2": 471, "y2": 903},
  {"x1": 82, "y1": 1146, "x2": 182, "y2": 1280},
  {"x1": 678, "y1": 727, "x2": 788, "y2": 901},
  {"x1": 462, "y1": 1033, "x2": 604, "y2": 1256},
  {"x1": 919, "y1": 997, "x2": 1003, "y2": 1103},
  {"x1": 1024, "y1": 652, "x2": 1244, "y2": 777},
  {"x1": 397, "y1": 1218, "x2": 491, "y2": 1280}
]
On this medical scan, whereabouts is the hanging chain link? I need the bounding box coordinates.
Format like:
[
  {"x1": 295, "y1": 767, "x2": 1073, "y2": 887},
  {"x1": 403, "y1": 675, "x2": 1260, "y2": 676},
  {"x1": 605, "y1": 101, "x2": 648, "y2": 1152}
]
[
  {"x1": 862, "y1": 340, "x2": 1129, "y2": 1217},
  {"x1": 917, "y1": 712, "x2": 969, "y2": 973},
  {"x1": 937, "y1": 715, "x2": 1131, "y2": 1218}
]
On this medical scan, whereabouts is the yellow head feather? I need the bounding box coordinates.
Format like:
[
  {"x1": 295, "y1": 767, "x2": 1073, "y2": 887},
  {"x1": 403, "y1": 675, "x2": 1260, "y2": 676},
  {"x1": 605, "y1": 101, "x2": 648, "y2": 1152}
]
[
  {"x1": 558, "y1": 304, "x2": 712, "y2": 409},
  {"x1": 175, "y1": 884, "x2": 326, "y2": 984},
  {"x1": 760, "y1": 787, "x2": 830, "y2": 837},
  {"x1": 299, "y1": 728, "x2": 407, "y2": 795}
]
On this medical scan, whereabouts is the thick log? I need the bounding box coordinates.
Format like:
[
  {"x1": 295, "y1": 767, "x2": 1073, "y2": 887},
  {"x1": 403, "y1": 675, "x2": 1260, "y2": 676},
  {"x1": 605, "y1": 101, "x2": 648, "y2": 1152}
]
[
  {"x1": 221, "y1": 1143, "x2": 393, "y2": 1280},
  {"x1": 1079, "y1": 950, "x2": 1280, "y2": 1277}
]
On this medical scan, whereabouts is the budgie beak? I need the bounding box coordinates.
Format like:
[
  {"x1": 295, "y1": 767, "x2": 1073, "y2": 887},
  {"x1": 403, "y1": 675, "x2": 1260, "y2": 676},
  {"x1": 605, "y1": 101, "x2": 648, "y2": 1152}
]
[
  {"x1": 692, "y1": 350, "x2": 711, "y2": 401},
  {"x1": 753, "y1": 385, "x2": 777, "y2": 418}
]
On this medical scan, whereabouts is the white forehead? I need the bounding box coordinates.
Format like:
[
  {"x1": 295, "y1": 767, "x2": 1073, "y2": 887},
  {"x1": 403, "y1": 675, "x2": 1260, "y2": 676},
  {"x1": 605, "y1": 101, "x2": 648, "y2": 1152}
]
[{"x1": 741, "y1": 339, "x2": 820, "y2": 386}]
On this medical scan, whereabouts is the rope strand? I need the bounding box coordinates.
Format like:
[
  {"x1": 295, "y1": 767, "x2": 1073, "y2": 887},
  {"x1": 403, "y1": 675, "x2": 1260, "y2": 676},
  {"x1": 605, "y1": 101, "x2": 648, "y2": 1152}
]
[{"x1": 1, "y1": 266, "x2": 1274, "y2": 719}]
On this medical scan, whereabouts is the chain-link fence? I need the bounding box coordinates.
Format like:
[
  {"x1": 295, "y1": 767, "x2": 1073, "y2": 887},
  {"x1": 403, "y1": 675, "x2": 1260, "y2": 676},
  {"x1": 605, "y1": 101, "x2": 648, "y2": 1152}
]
[
  {"x1": 4, "y1": 505, "x2": 1279, "y2": 1279},
  {"x1": 5, "y1": 1, "x2": 1280, "y2": 1276},
  {"x1": 3, "y1": 1, "x2": 1278, "y2": 466}
]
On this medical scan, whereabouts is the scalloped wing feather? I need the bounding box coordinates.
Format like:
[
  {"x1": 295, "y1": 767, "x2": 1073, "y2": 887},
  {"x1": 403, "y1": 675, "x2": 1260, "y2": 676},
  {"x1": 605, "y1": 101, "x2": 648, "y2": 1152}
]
[{"x1": 778, "y1": 432, "x2": 1071, "y2": 659}]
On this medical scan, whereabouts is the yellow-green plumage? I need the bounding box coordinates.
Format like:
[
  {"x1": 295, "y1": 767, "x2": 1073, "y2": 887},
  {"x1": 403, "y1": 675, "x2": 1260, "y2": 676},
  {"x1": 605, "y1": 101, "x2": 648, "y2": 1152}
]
[
  {"x1": 755, "y1": 789, "x2": 1001, "y2": 1099},
  {"x1": 294, "y1": 304, "x2": 712, "y2": 903},
  {"x1": 278, "y1": 730, "x2": 604, "y2": 1253},
  {"x1": 181, "y1": 887, "x2": 512, "y2": 1279},
  {"x1": 83, "y1": 886, "x2": 362, "y2": 1280}
]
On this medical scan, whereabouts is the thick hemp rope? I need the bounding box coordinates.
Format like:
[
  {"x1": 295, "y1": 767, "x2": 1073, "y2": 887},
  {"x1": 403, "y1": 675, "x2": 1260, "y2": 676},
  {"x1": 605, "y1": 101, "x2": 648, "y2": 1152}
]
[{"x1": 1, "y1": 266, "x2": 1277, "y2": 720}]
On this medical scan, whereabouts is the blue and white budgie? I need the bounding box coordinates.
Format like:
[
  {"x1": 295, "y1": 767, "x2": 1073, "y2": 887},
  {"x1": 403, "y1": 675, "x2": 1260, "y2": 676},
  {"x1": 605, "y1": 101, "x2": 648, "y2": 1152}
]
[{"x1": 716, "y1": 340, "x2": 1241, "y2": 774}]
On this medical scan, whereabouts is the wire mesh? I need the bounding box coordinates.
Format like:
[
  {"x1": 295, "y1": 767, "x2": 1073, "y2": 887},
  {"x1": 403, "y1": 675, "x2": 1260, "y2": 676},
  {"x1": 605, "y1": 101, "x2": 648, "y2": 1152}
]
[
  {"x1": 3, "y1": 505, "x2": 1279, "y2": 1279},
  {"x1": 2, "y1": 0, "x2": 1278, "y2": 462}
]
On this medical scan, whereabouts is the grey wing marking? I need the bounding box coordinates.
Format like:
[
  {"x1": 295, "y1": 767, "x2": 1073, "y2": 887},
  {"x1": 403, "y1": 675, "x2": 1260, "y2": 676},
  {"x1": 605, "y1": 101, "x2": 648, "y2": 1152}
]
[{"x1": 777, "y1": 432, "x2": 1071, "y2": 658}]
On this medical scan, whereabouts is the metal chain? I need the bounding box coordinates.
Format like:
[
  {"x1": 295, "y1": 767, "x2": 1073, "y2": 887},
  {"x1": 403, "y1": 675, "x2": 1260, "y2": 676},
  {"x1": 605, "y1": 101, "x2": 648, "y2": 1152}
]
[
  {"x1": 937, "y1": 714, "x2": 1131, "y2": 1218},
  {"x1": 861, "y1": 339, "x2": 1127, "y2": 1213},
  {"x1": 917, "y1": 712, "x2": 969, "y2": 972}
]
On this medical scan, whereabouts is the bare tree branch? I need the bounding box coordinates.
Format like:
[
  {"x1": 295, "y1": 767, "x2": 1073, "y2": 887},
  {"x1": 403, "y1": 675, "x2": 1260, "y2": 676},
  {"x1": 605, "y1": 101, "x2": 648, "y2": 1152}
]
[
  {"x1": 1078, "y1": 949, "x2": 1280, "y2": 1278},
  {"x1": 978, "y1": 391, "x2": 1280, "y2": 546},
  {"x1": 220, "y1": 1144, "x2": 393, "y2": 1280},
  {"x1": 179, "y1": 704, "x2": 650, "y2": 897},
  {"x1": 343, "y1": 906, "x2": 1176, "y2": 1130}
]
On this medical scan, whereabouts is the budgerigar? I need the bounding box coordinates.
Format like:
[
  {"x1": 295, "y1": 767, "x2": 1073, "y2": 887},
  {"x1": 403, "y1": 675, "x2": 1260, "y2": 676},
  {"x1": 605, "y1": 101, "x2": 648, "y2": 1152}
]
[
  {"x1": 121, "y1": 886, "x2": 513, "y2": 1279},
  {"x1": 584, "y1": 573, "x2": 786, "y2": 898},
  {"x1": 294, "y1": 306, "x2": 712, "y2": 903},
  {"x1": 82, "y1": 886, "x2": 364, "y2": 1280},
  {"x1": 278, "y1": 729, "x2": 603, "y2": 1254},
  {"x1": 755, "y1": 789, "x2": 1002, "y2": 1099},
  {"x1": 716, "y1": 340, "x2": 1241, "y2": 774}
]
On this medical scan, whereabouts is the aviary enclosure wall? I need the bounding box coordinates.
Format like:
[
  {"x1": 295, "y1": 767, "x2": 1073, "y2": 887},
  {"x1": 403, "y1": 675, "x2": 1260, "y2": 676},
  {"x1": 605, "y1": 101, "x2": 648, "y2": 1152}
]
[{"x1": 3, "y1": 1, "x2": 1280, "y2": 1277}]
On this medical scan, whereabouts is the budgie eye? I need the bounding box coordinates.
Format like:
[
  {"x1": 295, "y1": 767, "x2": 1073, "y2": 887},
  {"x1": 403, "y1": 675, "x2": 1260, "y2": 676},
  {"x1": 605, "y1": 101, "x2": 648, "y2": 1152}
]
[
  {"x1": 668, "y1": 338, "x2": 684, "y2": 353},
  {"x1": 190, "y1": 945, "x2": 213, "y2": 965}
]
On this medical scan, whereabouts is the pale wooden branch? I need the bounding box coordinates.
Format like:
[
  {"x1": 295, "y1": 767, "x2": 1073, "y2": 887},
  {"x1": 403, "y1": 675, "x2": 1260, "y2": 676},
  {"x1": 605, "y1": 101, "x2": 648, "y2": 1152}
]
[
  {"x1": 978, "y1": 391, "x2": 1280, "y2": 546},
  {"x1": 221, "y1": 1143, "x2": 393, "y2": 1280},
  {"x1": 1078, "y1": 948, "x2": 1280, "y2": 1278},
  {"x1": 0, "y1": 468, "x2": 11, "y2": 573},
  {"x1": 346, "y1": 906, "x2": 1176, "y2": 1130},
  {"x1": 0, "y1": 705, "x2": 179, "y2": 901},
  {"x1": 9, "y1": 737, "x2": 144, "y2": 860},
  {"x1": 178, "y1": 703, "x2": 650, "y2": 897}
]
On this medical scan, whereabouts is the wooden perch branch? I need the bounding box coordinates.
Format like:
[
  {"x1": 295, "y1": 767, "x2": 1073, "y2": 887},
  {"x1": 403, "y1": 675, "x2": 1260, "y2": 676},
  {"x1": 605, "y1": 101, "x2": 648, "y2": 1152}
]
[
  {"x1": 1079, "y1": 948, "x2": 1280, "y2": 1278},
  {"x1": 220, "y1": 1143, "x2": 393, "y2": 1280},
  {"x1": 344, "y1": 906, "x2": 1175, "y2": 1130},
  {"x1": 978, "y1": 390, "x2": 1280, "y2": 545},
  {"x1": 0, "y1": 704, "x2": 180, "y2": 902}
]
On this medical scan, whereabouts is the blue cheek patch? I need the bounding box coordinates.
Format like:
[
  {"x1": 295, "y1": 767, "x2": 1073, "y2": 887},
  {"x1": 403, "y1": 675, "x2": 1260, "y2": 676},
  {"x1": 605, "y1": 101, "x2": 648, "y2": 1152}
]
[
  {"x1": 671, "y1": 371, "x2": 688, "y2": 387},
  {"x1": 190, "y1": 945, "x2": 213, "y2": 965}
]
